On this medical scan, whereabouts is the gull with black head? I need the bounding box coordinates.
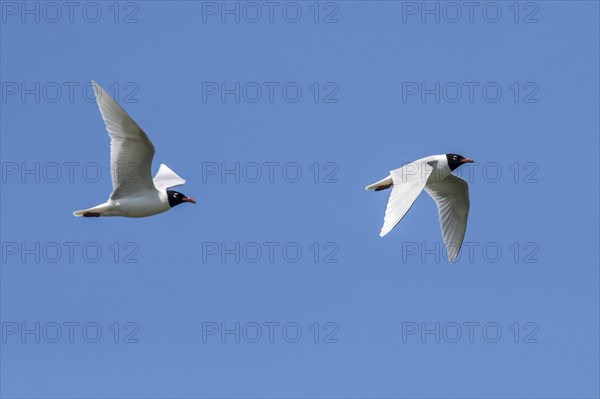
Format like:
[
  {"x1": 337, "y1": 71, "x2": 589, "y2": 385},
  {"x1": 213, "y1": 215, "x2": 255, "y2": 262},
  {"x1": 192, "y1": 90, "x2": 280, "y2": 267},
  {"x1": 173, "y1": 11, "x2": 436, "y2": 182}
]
[
  {"x1": 366, "y1": 154, "x2": 474, "y2": 262},
  {"x1": 73, "y1": 81, "x2": 196, "y2": 218}
]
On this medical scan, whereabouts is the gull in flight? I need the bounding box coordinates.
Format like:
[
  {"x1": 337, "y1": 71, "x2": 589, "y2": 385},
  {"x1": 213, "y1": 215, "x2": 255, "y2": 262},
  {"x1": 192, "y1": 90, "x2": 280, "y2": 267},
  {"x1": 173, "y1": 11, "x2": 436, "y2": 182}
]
[
  {"x1": 74, "y1": 81, "x2": 196, "y2": 218},
  {"x1": 366, "y1": 154, "x2": 474, "y2": 262}
]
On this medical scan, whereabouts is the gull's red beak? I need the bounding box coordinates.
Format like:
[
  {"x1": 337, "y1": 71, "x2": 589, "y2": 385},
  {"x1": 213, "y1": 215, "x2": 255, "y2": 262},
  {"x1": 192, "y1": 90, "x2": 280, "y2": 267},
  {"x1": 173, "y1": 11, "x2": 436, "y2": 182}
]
[
  {"x1": 461, "y1": 158, "x2": 475, "y2": 163},
  {"x1": 183, "y1": 197, "x2": 197, "y2": 204}
]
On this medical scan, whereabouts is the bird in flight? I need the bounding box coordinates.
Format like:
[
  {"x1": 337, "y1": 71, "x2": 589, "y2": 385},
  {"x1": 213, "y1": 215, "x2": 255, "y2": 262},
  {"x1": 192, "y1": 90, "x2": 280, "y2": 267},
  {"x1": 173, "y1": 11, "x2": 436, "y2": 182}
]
[
  {"x1": 366, "y1": 154, "x2": 474, "y2": 262},
  {"x1": 74, "y1": 81, "x2": 196, "y2": 218}
]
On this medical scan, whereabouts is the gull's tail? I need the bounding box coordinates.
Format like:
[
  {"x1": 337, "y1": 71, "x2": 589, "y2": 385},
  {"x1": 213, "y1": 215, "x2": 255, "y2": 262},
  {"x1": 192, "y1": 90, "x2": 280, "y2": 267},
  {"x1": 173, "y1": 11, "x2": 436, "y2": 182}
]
[
  {"x1": 73, "y1": 203, "x2": 111, "y2": 217},
  {"x1": 365, "y1": 175, "x2": 393, "y2": 191}
]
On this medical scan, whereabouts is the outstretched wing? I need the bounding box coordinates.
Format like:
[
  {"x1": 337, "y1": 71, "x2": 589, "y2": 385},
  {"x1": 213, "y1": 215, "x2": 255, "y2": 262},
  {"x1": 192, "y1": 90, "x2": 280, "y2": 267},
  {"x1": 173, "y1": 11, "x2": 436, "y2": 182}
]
[
  {"x1": 380, "y1": 160, "x2": 435, "y2": 237},
  {"x1": 92, "y1": 81, "x2": 156, "y2": 200},
  {"x1": 153, "y1": 164, "x2": 186, "y2": 191},
  {"x1": 424, "y1": 174, "x2": 470, "y2": 263}
]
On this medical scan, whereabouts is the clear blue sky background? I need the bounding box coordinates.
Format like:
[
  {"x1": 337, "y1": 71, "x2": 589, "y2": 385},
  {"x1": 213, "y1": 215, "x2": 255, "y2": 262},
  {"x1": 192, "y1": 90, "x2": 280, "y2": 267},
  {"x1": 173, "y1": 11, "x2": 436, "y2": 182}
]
[{"x1": 1, "y1": 1, "x2": 599, "y2": 398}]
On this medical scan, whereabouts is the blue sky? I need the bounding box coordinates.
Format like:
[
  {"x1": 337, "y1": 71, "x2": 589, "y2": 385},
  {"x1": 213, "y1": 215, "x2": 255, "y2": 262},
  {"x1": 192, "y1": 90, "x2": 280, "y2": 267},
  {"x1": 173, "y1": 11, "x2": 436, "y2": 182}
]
[{"x1": 1, "y1": 1, "x2": 599, "y2": 398}]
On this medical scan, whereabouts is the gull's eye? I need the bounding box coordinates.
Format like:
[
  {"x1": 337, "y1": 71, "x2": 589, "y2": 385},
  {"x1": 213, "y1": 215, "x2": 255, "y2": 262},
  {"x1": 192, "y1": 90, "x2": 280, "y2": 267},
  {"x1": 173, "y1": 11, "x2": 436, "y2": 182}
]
[
  {"x1": 174, "y1": 193, "x2": 179, "y2": 197},
  {"x1": 453, "y1": 156, "x2": 458, "y2": 160}
]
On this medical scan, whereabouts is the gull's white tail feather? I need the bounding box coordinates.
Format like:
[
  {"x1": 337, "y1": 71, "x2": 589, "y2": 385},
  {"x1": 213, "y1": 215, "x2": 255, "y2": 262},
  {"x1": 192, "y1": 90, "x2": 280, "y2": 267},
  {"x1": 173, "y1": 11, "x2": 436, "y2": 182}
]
[
  {"x1": 73, "y1": 203, "x2": 111, "y2": 217},
  {"x1": 365, "y1": 175, "x2": 393, "y2": 191}
]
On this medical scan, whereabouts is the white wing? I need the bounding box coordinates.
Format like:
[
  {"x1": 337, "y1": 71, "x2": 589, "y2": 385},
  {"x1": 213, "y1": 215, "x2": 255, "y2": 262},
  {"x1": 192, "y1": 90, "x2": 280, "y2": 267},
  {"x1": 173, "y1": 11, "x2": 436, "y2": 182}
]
[
  {"x1": 425, "y1": 174, "x2": 470, "y2": 263},
  {"x1": 153, "y1": 164, "x2": 186, "y2": 191},
  {"x1": 380, "y1": 161, "x2": 435, "y2": 237},
  {"x1": 92, "y1": 81, "x2": 156, "y2": 200}
]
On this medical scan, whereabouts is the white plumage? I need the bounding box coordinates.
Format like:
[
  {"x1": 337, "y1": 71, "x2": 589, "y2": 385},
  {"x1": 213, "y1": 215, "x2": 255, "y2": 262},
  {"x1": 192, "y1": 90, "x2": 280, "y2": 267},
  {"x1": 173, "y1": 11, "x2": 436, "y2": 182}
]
[
  {"x1": 366, "y1": 154, "x2": 473, "y2": 263},
  {"x1": 73, "y1": 81, "x2": 195, "y2": 218}
]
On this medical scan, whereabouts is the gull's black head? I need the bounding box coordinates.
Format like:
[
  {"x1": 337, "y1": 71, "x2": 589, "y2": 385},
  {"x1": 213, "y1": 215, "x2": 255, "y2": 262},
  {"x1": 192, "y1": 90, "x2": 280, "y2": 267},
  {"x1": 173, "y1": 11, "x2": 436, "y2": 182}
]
[
  {"x1": 167, "y1": 190, "x2": 196, "y2": 208},
  {"x1": 446, "y1": 154, "x2": 475, "y2": 171}
]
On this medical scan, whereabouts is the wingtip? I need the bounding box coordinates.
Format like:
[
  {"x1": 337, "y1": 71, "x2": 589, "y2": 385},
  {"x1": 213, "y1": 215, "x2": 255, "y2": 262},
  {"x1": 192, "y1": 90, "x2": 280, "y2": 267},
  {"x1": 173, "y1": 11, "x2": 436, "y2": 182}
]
[
  {"x1": 447, "y1": 251, "x2": 459, "y2": 263},
  {"x1": 91, "y1": 81, "x2": 101, "y2": 100}
]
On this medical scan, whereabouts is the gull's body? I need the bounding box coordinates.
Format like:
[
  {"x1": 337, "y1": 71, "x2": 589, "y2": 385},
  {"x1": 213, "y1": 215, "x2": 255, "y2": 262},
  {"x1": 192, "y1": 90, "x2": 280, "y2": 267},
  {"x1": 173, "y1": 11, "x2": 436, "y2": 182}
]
[
  {"x1": 366, "y1": 154, "x2": 474, "y2": 262},
  {"x1": 75, "y1": 183, "x2": 170, "y2": 218},
  {"x1": 73, "y1": 81, "x2": 195, "y2": 218}
]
